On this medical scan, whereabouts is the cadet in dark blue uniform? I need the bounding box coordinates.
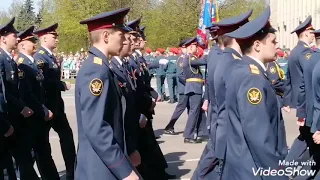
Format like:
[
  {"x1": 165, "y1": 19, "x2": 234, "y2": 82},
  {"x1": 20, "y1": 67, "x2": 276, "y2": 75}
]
[
  {"x1": 166, "y1": 48, "x2": 178, "y2": 103},
  {"x1": 163, "y1": 39, "x2": 190, "y2": 135},
  {"x1": 0, "y1": 18, "x2": 39, "y2": 180},
  {"x1": 109, "y1": 27, "x2": 141, "y2": 168},
  {"x1": 33, "y1": 23, "x2": 76, "y2": 179},
  {"x1": 0, "y1": 27, "x2": 15, "y2": 178},
  {"x1": 283, "y1": 16, "x2": 315, "y2": 168},
  {"x1": 127, "y1": 18, "x2": 175, "y2": 180},
  {"x1": 222, "y1": 7, "x2": 287, "y2": 179},
  {"x1": 192, "y1": 10, "x2": 252, "y2": 180},
  {"x1": 17, "y1": 26, "x2": 59, "y2": 180},
  {"x1": 295, "y1": 48, "x2": 320, "y2": 179},
  {"x1": 311, "y1": 53, "x2": 320, "y2": 179},
  {"x1": 76, "y1": 8, "x2": 140, "y2": 180},
  {"x1": 284, "y1": 16, "x2": 315, "y2": 109},
  {"x1": 312, "y1": 55, "x2": 320, "y2": 180}
]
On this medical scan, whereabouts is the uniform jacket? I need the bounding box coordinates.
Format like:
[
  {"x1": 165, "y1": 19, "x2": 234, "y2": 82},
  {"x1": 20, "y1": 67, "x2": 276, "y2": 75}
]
[
  {"x1": 0, "y1": 48, "x2": 25, "y2": 116},
  {"x1": 17, "y1": 53, "x2": 48, "y2": 119},
  {"x1": 297, "y1": 51, "x2": 320, "y2": 127},
  {"x1": 223, "y1": 56, "x2": 287, "y2": 180},
  {"x1": 213, "y1": 47, "x2": 242, "y2": 159},
  {"x1": 183, "y1": 54, "x2": 204, "y2": 95},
  {"x1": 284, "y1": 41, "x2": 313, "y2": 108},
  {"x1": 75, "y1": 47, "x2": 134, "y2": 180},
  {"x1": 34, "y1": 47, "x2": 66, "y2": 114}
]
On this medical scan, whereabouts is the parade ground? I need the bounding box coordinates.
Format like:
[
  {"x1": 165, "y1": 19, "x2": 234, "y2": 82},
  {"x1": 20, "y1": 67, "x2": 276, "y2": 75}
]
[{"x1": 50, "y1": 79, "x2": 300, "y2": 180}]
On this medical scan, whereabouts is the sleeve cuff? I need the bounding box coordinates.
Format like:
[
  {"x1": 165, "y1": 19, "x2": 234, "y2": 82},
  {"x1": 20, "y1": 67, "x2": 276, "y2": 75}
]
[
  {"x1": 109, "y1": 155, "x2": 133, "y2": 180},
  {"x1": 296, "y1": 109, "x2": 306, "y2": 118}
]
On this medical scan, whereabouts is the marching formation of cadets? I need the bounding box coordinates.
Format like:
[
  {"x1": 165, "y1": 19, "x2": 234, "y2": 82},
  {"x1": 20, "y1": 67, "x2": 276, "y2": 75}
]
[{"x1": 2, "y1": 4, "x2": 320, "y2": 180}]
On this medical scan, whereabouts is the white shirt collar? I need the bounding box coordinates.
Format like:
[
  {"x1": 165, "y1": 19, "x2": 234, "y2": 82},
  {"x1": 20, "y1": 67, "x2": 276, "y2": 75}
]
[
  {"x1": 247, "y1": 55, "x2": 266, "y2": 71},
  {"x1": 42, "y1": 46, "x2": 53, "y2": 55},
  {"x1": 3, "y1": 49, "x2": 12, "y2": 59},
  {"x1": 114, "y1": 56, "x2": 123, "y2": 65},
  {"x1": 135, "y1": 50, "x2": 142, "y2": 56},
  {"x1": 22, "y1": 53, "x2": 34, "y2": 63}
]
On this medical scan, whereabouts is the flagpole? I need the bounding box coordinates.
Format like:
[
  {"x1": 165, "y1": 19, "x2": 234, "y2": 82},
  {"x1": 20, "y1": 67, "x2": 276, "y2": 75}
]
[{"x1": 215, "y1": 0, "x2": 219, "y2": 22}]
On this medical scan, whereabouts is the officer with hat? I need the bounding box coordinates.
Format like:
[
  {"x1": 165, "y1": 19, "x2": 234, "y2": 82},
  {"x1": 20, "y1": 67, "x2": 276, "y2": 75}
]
[
  {"x1": 283, "y1": 15, "x2": 315, "y2": 168},
  {"x1": 109, "y1": 25, "x2": 141, "y2": 168},
  {"x1": 33, "y1": 22, "x2": 76, "y2": 179},
  {"x1": 222, "y1": 7, "x2": 287, "y2": 179},
  {"x1": 16, "y1": 25, "x2": 60, "y2": 180},
  {"x1": 294, "y1": 42, "x2": 320, "y2": 179},
  {"x1": 181, "y1": 37, "x2": 206, "y2": 143},
  {"x1": 163, "y1": 38, "x2": 190, "y2": 135},
  {"x1": 284, "y1": 15, "x2": 314, "y2": 109},
  {"x1": 0, "y1": 20, "x2": 15, "y2": 179},
  {"x1": 0, "y1": 17, "x2": 38, "y2": 179},
  {"x1": 126, "y1": 19, "x2": 175, "y2": 180},
  {"x1": 192, "y1": 9, "x2": 252, "y2": 180},
  {"x1": 77, "y1": 7, "x2": 140, "y2": 180},
  {"x1": 310, "y1": 47, "x2": 320, "y2": 180}
]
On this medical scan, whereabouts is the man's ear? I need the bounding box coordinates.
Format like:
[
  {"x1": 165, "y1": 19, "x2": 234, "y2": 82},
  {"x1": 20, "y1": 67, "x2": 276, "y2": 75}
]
[
  {"x1": 102, "y1": 30, "x2": 109, "y2": 44},
  {"x1": 253, "y1": 40, "x2": 261, "y2": 53}
]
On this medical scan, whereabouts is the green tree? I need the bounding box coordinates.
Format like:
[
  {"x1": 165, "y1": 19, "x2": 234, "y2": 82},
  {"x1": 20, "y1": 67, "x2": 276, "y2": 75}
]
[
  {"x1": 218, "y1": 0, "x2": 265, "y2": 20},
  {"x1": 16, "y1": 0, "x2": 36, "y2": 31}
]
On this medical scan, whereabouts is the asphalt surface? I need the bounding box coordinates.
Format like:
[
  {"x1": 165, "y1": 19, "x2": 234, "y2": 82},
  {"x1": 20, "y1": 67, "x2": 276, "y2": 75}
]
[{"x1": 47, "y1": 78, "x2": 300, "y2": 180}]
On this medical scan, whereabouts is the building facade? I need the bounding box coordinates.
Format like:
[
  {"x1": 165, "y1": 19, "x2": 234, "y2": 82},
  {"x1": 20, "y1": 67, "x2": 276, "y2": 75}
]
[{"x1": 269, "y1": 0, "x2": 320, "y2": 49}]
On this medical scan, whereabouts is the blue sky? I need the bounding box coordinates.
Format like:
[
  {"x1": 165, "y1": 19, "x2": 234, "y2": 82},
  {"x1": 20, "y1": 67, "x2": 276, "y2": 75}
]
[
  {"x1": 0, "y1": 0, "x2": 40, "y2": 12},
  {"x1": 0, "y1": 0, "x2": 13, "y2": 11}
]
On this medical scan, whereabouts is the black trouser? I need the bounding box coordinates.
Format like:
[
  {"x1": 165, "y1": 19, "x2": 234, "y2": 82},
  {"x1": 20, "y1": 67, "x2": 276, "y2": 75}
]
[
  {"x1": 47, "y1": 109, "x2": 76, "y2": 178},
  {"x1": 0, "y1": 136, "x2": 16, "y2": 180},
  {"x1": 299, "y1": 126, "x2": 320, "y2": 176},
  {"x1": 137, "y1": 120, "x2": 168, "y2": 180},
  {"x1": 7, "y1": 115, "x2": 59, "y2": 180}
]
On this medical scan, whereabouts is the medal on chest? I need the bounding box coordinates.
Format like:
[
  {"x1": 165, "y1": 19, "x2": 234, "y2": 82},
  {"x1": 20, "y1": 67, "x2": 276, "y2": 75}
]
[
  {"x1": 52, "y1": 62, "x2": 58, "y2": 68},
  {"x1": 10, "y1": 71, "x2": 14, "y2": 80}
]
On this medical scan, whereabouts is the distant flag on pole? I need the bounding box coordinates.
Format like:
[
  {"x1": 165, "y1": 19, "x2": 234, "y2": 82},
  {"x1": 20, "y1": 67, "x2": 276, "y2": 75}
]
[{"x1": 197, "y1": 0, "x2": 219, "y2": 48}]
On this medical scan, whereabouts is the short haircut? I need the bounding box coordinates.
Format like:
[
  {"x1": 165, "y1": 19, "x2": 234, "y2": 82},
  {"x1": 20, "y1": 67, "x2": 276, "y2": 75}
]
[
  {"x1": 237, "y1": 25, "x2": 276, "y2": 54},
  {"x1": 219, "y1": 34, "x2": 233, "y2": 47},
  {"x1": 89, "y1": 28, "x2": 117, "y2": 43}
]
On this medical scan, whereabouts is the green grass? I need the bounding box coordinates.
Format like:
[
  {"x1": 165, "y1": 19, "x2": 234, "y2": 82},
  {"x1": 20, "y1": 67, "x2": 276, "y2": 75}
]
[{"x1": 63, "y1": 78, "x2": 76, "y2": 84}]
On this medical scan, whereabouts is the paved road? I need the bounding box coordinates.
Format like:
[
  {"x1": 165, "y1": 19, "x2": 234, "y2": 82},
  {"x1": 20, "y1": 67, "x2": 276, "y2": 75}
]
[{"x1": 48, "y1": 79, "x2": 300, "y2": 180}]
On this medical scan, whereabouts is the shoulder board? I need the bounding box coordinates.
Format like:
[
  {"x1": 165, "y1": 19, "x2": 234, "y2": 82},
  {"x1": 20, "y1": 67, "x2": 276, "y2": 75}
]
[
  {"x1": 39, "y1": 50, "x2": 45, "y2": 54},
  {"x1": 249, "y1": 64, "x2": 260, "y2": 74},
  {"x1": 232, "y1": 54, "x2": 241, "y2": 60},
  {"x1": 18, "y1": 57, "x2": 24, "y2": 64},
  {"x1": 190, "y1": 56, "x2": 197, "y2": 61},
  {"x1": 93, "y1": 57, "x2": 102, "y2": 65}
]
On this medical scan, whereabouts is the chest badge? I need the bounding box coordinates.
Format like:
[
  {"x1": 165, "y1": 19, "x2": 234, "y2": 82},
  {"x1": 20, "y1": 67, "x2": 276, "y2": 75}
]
[{"x1": 18, "y1": 70, "x2": 24, "y2": 79}]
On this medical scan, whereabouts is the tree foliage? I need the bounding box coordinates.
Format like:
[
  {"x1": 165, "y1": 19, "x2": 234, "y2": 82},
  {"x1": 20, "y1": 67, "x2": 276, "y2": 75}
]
[
  {"x1": 16, "y1": 0, "x2": 36, "y2": 31},
  {"x1": 0, "y1": 0, "x2": 265, "y2": 51}
]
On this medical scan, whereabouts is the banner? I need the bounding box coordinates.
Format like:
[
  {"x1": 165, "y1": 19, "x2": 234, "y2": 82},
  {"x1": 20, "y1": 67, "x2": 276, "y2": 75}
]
[{"x1": 196, "y1": 0, "x2": 219, "y2": 48}]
